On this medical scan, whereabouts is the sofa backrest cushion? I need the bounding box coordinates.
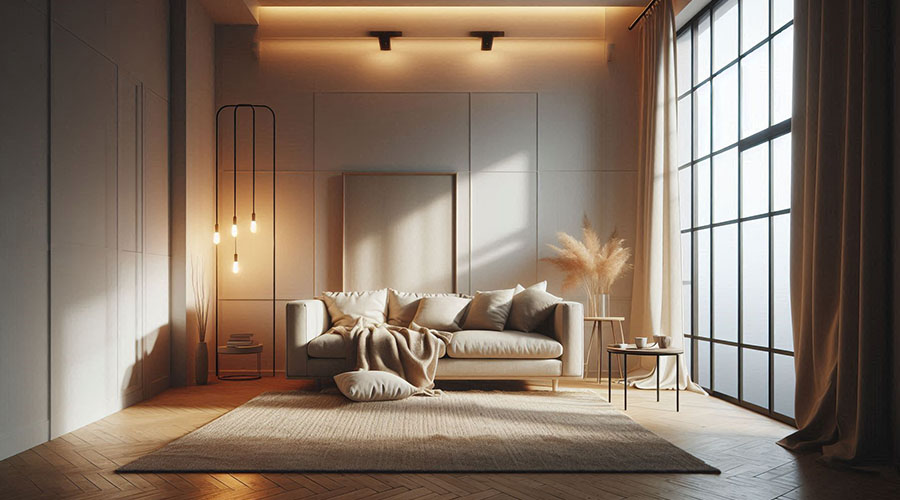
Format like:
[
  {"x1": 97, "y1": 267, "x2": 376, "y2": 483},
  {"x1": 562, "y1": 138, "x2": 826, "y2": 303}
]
[
  {"x1": 387, "y1": 289, "x2": 458, "y2": 327},
  {"x1": 514, "y1": 280, "x2": 548, "y2": 295},
  {"x1": 318, "y1": 289, "x2": 388, "y2": 328},
  {"x1": 462, "y1": 288, "x2": 515, "y2": 331},
  {"x1": 507, "y1": 288, "x2": 562, "y2": 333},
  {"x1": 410, "y1": 296, "x2": 471, "y2": 332}
]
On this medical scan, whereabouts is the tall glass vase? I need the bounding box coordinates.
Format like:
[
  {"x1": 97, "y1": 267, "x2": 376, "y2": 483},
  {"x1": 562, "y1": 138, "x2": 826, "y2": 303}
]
[{"x1": 588, "y1": 293, "x2": 611, "y2": 317}]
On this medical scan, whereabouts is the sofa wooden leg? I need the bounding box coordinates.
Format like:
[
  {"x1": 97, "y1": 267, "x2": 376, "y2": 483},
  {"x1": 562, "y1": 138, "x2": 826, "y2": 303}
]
[{"x1": 552, "y1": 379, "x2": 559, "y2": 392}]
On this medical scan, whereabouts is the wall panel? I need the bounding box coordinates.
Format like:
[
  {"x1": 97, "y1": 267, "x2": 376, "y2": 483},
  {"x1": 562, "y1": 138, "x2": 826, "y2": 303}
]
[
  {"x1": 471, "y1": 93, "x2": 537, "y2": 172},
  {"x1": 275, "y1": 172, "x2": 315, "y2": 299},
  {"x1": 217, "y1": 300, "x2": 275, "y2": 373}
]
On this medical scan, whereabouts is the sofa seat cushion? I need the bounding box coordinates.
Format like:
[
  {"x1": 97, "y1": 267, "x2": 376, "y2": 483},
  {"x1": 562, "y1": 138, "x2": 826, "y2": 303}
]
[
  {"x1": 447, "y1": 330, "x2": 563, "y2": 359},
  {"x1": 308, "y1": 332, "x2": 448, "y2": 359}
]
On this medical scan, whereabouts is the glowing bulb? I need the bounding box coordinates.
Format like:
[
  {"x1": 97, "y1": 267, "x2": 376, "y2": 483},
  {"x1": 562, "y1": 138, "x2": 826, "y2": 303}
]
[
  {"x1": 232, "y1": 254, "x2": 239, "y2": 274},
  {"x1": 231, "y1": 216, "x2": 238, "y2": 237},
  {"x1": 250, "y1": 213, "x2": 257, "y2": 233},
  {"x1": 213, "y1": 224, "x2": 220, "y2": 245}
]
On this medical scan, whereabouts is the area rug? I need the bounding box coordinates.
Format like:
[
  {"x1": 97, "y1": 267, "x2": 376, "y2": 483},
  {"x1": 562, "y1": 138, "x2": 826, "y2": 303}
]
[{"x1": 118, "y1": 390, "x2": 718, "y2": 473}]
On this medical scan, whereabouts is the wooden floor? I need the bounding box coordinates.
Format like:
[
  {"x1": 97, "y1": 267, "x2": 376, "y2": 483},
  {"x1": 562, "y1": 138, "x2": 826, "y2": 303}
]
[{"x1": 2, "y1": 377, "x2": 898, "y2": 500}]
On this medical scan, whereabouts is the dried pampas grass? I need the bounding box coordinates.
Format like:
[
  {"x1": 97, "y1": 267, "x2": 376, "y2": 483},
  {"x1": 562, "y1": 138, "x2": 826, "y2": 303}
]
[{"x1": 543, "y1": 215, "x2": 633, "y2": 307}]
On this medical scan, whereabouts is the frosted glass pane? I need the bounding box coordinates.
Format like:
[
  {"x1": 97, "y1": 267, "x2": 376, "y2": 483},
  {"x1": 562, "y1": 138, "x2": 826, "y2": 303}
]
[
  {"x1": 697, "y1": 339, "x2": 711, "y2": 388},
  {"x1": 696, "y1": 229, "x2": 711, "y2": 339},
  {"x1": 685, "y1": 337, "x2": 693, "y2": 378},
  {"x1": 677, "y1": 31, "x2": 692, "y2": 94},
  {"x1": 772, "y1": 0, "x2": 794, "y2": 32},
  {"x1": 772, "y1": 27, "x2": 794, "y2": 125},
  {"x1": 774, "y1": 353, "x2": 795, "y2": 418},
  {"x1": 678, "y1": 96, "x2": 692, "y2": 166},
  {"x1": 742, "y1": 0, "x2": 769, "y2": 52},
  {"x1": 695, "y1": 159, "x2": 710, "y2": 226},
  {"x1": 694, "y1": 83, "x2": 711, "y2": 159},
  {"x1": 741, "y1": 142, "x2": 769, "y2": 217},
  {"x1": 772, "y1": 133, "x2": 792, "y2": 211},
  {"x1": 713, "y1": 224, "x2": 738, "y2": 342},
  {"x1": 712, "y1": 66, "x2": 738, "y2": 150},
  {"x1": 742, "y1": 348, "x2": 769, "y2": 408},
  {"x1": 741, "y1": 44, "x2": 770, "y2": 138},
  {"x1": 714, "y1": 343, "x2": 738, "y2": 397},
  {"x1": 712, "y1": 0, "x2": 738, "y2": 72},
  {"x1": 773, "y1": 214, "x2": 793, "y2": 351},
  {"x1": 741, "y1": 219, "x2": 769, "y2": 347},
  {"x1": 694, "y1": 12, "x2": 711, "y2": 83},
  {"x1": 682, "y1": 232, "x2": 692, "y2": 335},
  {"x1": 679, "y1": 167, "x2": 692, "y2": 229},
  {"x1": 712, "y1": 148, "x2": 738, "y2": 223}
]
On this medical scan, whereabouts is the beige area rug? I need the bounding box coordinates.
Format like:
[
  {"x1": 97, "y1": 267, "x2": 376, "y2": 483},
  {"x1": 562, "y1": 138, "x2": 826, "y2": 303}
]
[{"x1": 118, "y1": 390, "x2": 718, "y2": 473}]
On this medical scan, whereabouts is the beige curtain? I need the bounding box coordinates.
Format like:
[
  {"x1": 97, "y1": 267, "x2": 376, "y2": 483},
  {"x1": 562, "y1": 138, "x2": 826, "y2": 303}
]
[
  {"x1": 777, "y1": 0, "x2": 894, "y2": 464},
  {"x1": 627, "y1": 0, "x2": 703, "y2": 393}
]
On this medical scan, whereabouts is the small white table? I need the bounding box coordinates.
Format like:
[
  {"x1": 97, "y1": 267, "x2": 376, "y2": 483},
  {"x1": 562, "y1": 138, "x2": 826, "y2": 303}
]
[{"x1": 584, "y1": 316, "x2": 626, "y2": 382}]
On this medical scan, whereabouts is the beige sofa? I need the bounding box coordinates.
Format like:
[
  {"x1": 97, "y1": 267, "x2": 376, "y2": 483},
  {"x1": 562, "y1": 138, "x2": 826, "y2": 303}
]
[{"x1": 285, "y1": 299, "x2": 584, "y2": 388}]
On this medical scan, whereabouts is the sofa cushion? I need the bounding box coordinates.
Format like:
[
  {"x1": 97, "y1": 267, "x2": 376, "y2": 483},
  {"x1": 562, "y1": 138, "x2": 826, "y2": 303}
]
[
  {"x1": 507, "y1": 288, "x2": 562, "y2": 333},
  {"x1": 410, "y1": 296, "x2": 471, "y2": 332},
  {"x1": 447, "y1": 330, "x2": 563, "y2": 359},
  {"x1": 461, "y1": 288, "x2": 515, "y2": 331},
  {"x1": 387, "y1": 289, "x2": 457, "y2": 327},
  {"x1": 318, "y1": 289, "x2": 388, "y2": 327},
  {"x1": 308, "y1": 332, "x2": 448, "y2": 359}
]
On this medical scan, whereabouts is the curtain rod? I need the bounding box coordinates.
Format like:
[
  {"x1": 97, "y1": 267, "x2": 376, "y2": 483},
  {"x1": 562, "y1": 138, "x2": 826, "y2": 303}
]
[{"x1": 628, "y1": 0, "x2": 661, "y2": 31}]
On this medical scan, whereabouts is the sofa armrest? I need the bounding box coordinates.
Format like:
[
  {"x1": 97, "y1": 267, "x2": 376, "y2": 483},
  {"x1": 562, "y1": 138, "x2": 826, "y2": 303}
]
[
  {"x1": 286, "y1": 299, "x2": 331, "y2": 378},
  {"x1": 554, "y1": 301, "x2": 584, "y2": 377}
]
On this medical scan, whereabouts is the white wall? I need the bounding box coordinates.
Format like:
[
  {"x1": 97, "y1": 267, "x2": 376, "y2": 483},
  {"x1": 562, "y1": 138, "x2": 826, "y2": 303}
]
[
  {"x1": 0, "y1": 0, "x2": 50, "y2": 461},
  {"x1": 213, "y1": 6, "x2": 642, "y2": 376}
]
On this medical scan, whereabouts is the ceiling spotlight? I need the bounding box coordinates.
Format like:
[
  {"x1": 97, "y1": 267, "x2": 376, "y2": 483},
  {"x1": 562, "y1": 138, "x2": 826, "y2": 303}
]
[
  {"x1": 470, "y1": 31, "x2": 505, "y2": 51},
  {"x1": 369, "y1": 31, "x2": 402, "y2": 51}
]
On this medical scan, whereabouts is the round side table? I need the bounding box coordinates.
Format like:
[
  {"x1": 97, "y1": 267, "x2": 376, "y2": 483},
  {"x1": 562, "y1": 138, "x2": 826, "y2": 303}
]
[
  {"x1": 216, "y1": 344, "x2": 263, "y2": 381},
  {"x1": 584, "y1": 316, "x2": 626, "y2": 382},
  {"x1": 606, "y1": 345, "x2": 684, "y2": 411}
]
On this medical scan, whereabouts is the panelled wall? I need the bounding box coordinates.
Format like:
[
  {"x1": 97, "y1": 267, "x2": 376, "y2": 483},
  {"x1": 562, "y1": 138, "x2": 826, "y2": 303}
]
[
  {"x1": 212, "y1": 6, "x2": 643, "y2": 376},
  {"x1": 0, "y1": 0, "x2": 171, "y2": 458}
]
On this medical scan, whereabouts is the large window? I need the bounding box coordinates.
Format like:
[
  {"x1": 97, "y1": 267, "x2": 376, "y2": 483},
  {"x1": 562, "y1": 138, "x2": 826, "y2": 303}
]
[{"x1": 677, "y1": 0, "x2": 795, "y2": 423}]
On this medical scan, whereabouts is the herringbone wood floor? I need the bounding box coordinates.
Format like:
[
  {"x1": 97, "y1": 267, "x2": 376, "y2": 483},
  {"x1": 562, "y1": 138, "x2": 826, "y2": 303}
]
[{"x1": 2, "y1": 377, "x2": 898, "y2": 500}]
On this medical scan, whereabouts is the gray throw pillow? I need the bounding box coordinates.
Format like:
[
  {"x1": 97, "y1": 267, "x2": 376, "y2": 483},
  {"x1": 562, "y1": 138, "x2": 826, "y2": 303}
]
[
  {"x1": 387, "y1": 289, "x2": 457, "y2": 327},
  {"x1": 507, "y1": 288, "x2": 562, "y2": 333},
  {"x1": 462, "y1": 288, "x2": 515, "y2": 331},
  {"x1": 410, "y1": 296, "x2": 471, "y2": 332},
  {"x1": 334, "y1": 371, "x2": 420, "y2": 402}
]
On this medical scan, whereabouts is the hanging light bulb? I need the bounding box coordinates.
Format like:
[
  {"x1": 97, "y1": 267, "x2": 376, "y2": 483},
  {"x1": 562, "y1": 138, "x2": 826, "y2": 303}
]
[
  {"x1": 213, "y1": 224, "x2": 220, "y2": 245},
  {"x1": 231, "y1": 216, "x2": 238, "y2": 237},
  {"x1": 250, "y1": 213, "x2": 257, "y2": 233},
  {"x1": 233, "y1": 253, "x2": 239, "y2": 274}
]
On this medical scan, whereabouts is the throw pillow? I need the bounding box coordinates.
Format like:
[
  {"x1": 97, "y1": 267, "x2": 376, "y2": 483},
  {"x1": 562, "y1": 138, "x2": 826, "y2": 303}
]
[
  {"x1": 387, "y1": 289, "x2": 457, "y2": 327},
  {"x1": 507, "y1": 288, "x2": 562, "y2": 333},
  {"x1": 334, "y1": 371, "x2": 420, "y2": 402},
  {"x1": 514, "y1": 280, "x2": 548, "y2": 294},
  {"x1": 318, "y1": 289, "x2": 388, "y2": 328},
  {"x1": 461, "y1": 288, "x2": 515, "y2": 331},
  {"x1": 410, "y1": 296, "x2": 471, "y2": 332}
]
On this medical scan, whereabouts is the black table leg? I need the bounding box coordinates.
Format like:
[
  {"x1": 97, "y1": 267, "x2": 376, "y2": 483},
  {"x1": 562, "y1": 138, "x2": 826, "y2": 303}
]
[
  {"x1": 656, "y1": 356, "x2": 660, "y2": 402},
  {"x1": 608, "y1": 350, "x2": 612, "y2": 403},
  {"x1": 676, "y1": 353, "x2": 680, "y2": 412},
  {"x1": 623, "y1": 353, "x2": 628, "y2": 411}
]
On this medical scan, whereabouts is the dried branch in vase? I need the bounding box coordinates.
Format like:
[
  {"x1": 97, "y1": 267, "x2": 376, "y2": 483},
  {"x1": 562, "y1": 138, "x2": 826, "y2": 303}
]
[
  {"x1": 191, "y1": 256, "x2": 211, "y2": 343},
  {"x1": 542, "y1": 215, "x2": 633, "y2": 314}
]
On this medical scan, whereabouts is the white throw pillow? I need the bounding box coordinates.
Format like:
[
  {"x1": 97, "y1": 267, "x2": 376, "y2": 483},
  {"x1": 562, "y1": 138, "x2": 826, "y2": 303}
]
[
  {"x1": 507, "y1": 288, "x2": 562, "y2": 333},
  {"x1": 410, "y1": 296, "x2": 471, "y2": 332},
  {"x1": 387, "y1": 289, "x2": 457, "y2": 327},
  {"x1": 318, "y1": 289, "x2": 388, "y2": 328},
  {"x1": 461, "y1": 288, "x2": 515, "y2": 331},
  {"x1": 514, "y1": 280, "x2": 548, "y2": 294},
  {"x1": 334, "y1": 371, "x2": 420, "y2": 402}
]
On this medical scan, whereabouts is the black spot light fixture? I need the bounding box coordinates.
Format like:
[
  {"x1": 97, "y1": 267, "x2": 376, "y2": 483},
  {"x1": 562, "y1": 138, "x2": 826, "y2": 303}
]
[
  {"x1": 369, "y1": 31, "x2": 402, "y2": 50},
  {"x1": 470, "y1": 31, "x2": 505, "y2": 51}
]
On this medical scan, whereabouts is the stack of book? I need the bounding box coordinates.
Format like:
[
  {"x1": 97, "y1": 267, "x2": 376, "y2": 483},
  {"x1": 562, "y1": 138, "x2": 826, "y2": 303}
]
[{"x1": 226, "y1": 333, "x2": 255, "y2": 347}]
